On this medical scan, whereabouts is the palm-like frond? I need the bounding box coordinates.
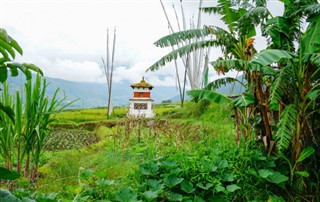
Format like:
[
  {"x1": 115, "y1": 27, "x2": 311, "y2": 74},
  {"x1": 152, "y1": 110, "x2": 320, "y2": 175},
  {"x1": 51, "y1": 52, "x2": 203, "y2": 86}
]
[
  {"x1": 154, "y1": 28, "x2": 212, "y2": 48},
  {"x1": 237, "y1": 7, "x2": 270, "y2": 37},
  {"x1": 275, "y1": 104, "x2": 298, "y2": 151},
  {"x1": 204, "y1": 77, "x2": 245, "y2": 91},
  {"x1": 252, "y1": 0, "x2": 267, "y2": 7},
  {"x1": 263, "y1": 16, "x2": 297, "y2": 51},
  {"x1": 201, "y1": 0, "x2": 239, "y2": 33},
  {"x1": 154, "y1": 26, "x2": 235, "y2": 49},
  {"x1": 233, "y1": 92, "x2": 255, "y2": 107},
  {"x1": 0, "y1": 102, "x2": 14, "y2": 123},
  {"x1": 303, "y1": 53, "x2": 320, "y2": 67},
  {"x1": 147, "y1": 40, "x2": 219, "y2": 72},
  {"x1": 301, "y1": 14, "x2": 320, "y2": 54},
  {"x1": 0, "y1": 28, "x2": 23, "y2": 61},
  {"x1": 302, "y1": 3, "x2": 320, "y2": 15},
  {"x1": 251, "y1": 49, "x2": 294, "y2": 66},
  {"x1": 187, "y1": 89, "x2": 232, "y2": 104},
  {"x1": 269, "y1": 66, "x2": 293, "y2": 110}
]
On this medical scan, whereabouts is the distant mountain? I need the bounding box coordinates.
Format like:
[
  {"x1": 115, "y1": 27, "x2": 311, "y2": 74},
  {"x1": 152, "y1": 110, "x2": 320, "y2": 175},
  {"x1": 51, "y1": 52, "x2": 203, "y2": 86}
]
[
  {"x1": 3, "y1": 74, "x2": 180, "y2": 109},
  {"x1": 167, "y1": 76, "x2": 245, "y2": 103}
]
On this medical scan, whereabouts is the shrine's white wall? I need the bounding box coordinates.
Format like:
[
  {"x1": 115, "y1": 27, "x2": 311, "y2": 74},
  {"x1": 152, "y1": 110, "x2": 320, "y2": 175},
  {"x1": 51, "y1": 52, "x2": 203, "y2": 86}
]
[{"x1": 128, "y1": 99, "x2": 154, "y2": 118}]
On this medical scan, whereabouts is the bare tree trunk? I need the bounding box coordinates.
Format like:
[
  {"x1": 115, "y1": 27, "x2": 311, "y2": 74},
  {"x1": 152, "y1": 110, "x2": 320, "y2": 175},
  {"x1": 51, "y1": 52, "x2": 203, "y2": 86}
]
[
  {"x1": 107, "y1": 28, "x2": 116, "y2": 118},
  {"x1": 256, "y1": 73, "x2": 272, "y2": 145}
]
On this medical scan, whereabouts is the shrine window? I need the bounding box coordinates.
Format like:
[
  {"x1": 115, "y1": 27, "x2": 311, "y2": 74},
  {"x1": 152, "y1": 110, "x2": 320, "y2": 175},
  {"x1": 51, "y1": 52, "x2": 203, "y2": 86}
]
[{"x1": 134, "y1": 103, "x2": 148, "y2": 110}]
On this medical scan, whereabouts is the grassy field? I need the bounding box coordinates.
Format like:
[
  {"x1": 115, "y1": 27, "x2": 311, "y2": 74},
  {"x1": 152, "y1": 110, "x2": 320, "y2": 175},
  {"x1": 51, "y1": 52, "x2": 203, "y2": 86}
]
[
  {"x1": 53, "y1": 103, "x2": 180, "y2": 123},
  {"x1": 33, "y1": 101, "x2": 238, "y2": 199},
  {"x1": 11, "y1": 101, "x2": 317, "y2": 201}
]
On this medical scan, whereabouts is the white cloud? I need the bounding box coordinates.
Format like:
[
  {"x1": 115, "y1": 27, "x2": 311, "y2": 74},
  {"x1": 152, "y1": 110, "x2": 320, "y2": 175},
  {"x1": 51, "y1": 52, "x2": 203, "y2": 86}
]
[
  {"x1": 1, "y1": 0, "x2": 284, "y2": 87},
  {"x1": 45, "y1": 59, "x2": 102, "y2": 82}
]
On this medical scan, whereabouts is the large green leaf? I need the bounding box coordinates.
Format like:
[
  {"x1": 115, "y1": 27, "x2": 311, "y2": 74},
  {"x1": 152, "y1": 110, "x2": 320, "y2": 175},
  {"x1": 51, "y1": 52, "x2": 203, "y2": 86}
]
[
  {"x1": 275, "y1": 104, "x2": 297, "y2": 151},
  {"x1": 196, "y1": 182, "x2": 213, "y2": 190},
  {"x1": 139, "y1": 162, "x2": 159, "y2": 176},
  {"x1": 154, "y1": 28, "x2": 213, "y2": 48},
  {"x1": 180, "y1": 181, "x2": 195, "y2": 193},
  {"x1": 233, "y1": 92, "x2": 255, "y2": 107},
  {"x1": 7, "y1": 63, "x2": 32, "y2": 80},
  {"x1": 264, "y1": 16, "x2": 293, "y2": 50},
  {"x1": 251, "y1": 49, "x2": 293, "y2": 66},
  {"x1": 266, "y1": 171, "x2": 289, "y2": 184},
  {"x1": 258, "y1": 169, "x2": 274, "y2": 178},
  {"x1": 0, "y1": 67, "x2": 8, "y2": 83},
  {"x1": 0, "y1": 46, "x2": 10, "y2": 61},
  {"x1": 0, "y1": 29, "x2": 22, "y2": 57},
  {"x1": 0, "y1": 190, "x2": 21, "y2": 202},
  {"x1": 95, "y1": 178, "x2": 114, "y2": 187},
  {"x1": 0, "y1": 38, "x2": 15, "y2": 59},
  {"x1": 163, "y1": 174, "x2": 184, "y2": 188},
  {"x1": 23, "y1": 63, "x2": 43, "y2": 76},
  {"x1": 303, "y1": 53, "x2": 320, "y2": 68},
  {"x1": 194, "y1": 196, "x2": 206, "y2": 202},
  {"x1": 296, "y1": 146, "x2": 315, "y2": 163},
  {"x1": 202, "y1": 0, "x2": 240, "y2": 33},
  {"x1": 0, "y1": 102, "x2": 15, "y2": 123},
  {"x1": 295, "y1": 171, "x2": 309, "y2": 177},
  {"x1": 226, "y1": 184, "x2": 241, "y2": 192},
  {"x1": 142, "y1": 190, "x2": 158, "y2": 200},
  {"x1": 115, "y1": 188, "x2": 138, "y2": 202},
  {"x1": 238, "y1": 7, "x2": 269, "y2": 37},
  {"x1": 269, "y1": 65, "x2": 293, "y2": 110},
  {"x1": 188, "y1": 89, "x2": 232, "y2": 104},
  {"x1": 204, "y1": 77, "x2": 245, "y2": 91},
  {"x1": 147, "y1": 40, "x2": 220, "y2": 72},
  {"x1": 8, "y1": 37, "x2": 23, "y2": 55},
  {"x1": 80, "y1": 169, "x2": 94, "y2": 180},
  {"x1": 147, "y1": 179, "x2": 164, "y2": 191},
  {"x1": 9, "y1": 67, "x2": 19, "y2": 77},
  {"x1": 301, "y1": 14, "x2": 320, "y2": 53},
  {"x1": 166, "y1": 191, "x2": 183, "y2": 201},
  {"x1": 0, "y1": 167, "x2": 20, "y2": 180}
]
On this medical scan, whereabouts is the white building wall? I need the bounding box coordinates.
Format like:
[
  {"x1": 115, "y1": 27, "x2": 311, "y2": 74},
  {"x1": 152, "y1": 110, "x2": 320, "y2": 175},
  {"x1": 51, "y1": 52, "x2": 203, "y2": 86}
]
[{"x1": 128, "y1": 99, "x2": 154, "y2": 118}]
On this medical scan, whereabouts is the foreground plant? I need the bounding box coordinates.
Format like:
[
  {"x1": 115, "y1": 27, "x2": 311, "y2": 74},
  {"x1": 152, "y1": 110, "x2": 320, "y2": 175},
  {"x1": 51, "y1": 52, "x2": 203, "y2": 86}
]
[
  {"x1": 0, "y1": 28, "x2": 74, "y2": 188},
  {"x1": 147, "y1": 0, "x2": 320, "y2": 199},
  {"x1": 0, "y1": 28, "x2": 42, "y2": 180}
]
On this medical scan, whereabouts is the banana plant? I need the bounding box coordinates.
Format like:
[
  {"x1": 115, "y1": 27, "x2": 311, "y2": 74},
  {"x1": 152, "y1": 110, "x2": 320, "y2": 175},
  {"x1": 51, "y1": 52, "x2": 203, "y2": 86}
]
[
  {"x1": 0, "y1": 28, "x2": 43, "y2": 85},
  {"x1": 147, "y1": 0, "x2": 274, "y2": 146},
  {"x1": 266, "y1": 1, "x2": 320, "y2": 167},
  {"x1": 147, "y1": 0, "x2": 270, "y2": 89},
  {"x1": 0, "y1": 28, "x2": 42, "y2": 124}
]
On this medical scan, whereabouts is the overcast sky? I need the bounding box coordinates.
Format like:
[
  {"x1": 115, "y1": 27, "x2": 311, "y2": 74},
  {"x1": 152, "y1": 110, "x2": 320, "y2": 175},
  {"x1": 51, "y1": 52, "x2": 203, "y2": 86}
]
[{"x1": 1, "y1": 0, "x2": 284, "y2": 87}]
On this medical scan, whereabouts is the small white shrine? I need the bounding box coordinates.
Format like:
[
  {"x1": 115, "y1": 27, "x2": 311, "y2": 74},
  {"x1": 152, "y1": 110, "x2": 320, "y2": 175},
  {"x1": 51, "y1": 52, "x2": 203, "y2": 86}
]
[{"x1": 128, "y1": 77, "x2": 155, "y2": 118}]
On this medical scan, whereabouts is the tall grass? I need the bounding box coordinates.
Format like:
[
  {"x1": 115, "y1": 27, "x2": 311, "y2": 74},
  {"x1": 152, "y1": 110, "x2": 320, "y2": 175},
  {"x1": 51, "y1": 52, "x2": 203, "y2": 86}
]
[
  {"x1": 0, "y1": 74, "x2": 70, "y2": 186},
  {"x1": 0, "y1": 83, "x2": 15, "y2": 170}
]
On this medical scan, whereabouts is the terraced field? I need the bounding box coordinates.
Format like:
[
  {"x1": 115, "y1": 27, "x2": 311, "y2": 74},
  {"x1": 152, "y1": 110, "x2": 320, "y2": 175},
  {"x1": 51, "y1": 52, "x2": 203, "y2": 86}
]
[{"x1": 44, "y1": 129, "x2": 100, "y2": 151}]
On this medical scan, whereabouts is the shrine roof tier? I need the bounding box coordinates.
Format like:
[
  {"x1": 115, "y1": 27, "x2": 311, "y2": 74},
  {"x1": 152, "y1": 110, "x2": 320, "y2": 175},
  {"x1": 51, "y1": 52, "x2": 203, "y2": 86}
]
[{"x1": 130, "y1": 77, "x2": 153, "y2": 90}]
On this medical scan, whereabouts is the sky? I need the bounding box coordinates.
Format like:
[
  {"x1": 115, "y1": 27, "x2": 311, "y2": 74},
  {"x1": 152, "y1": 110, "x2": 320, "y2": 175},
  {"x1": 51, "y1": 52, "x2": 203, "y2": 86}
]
[{"x1": 1, "y1": 0, "x2": 284, "y2": 88}]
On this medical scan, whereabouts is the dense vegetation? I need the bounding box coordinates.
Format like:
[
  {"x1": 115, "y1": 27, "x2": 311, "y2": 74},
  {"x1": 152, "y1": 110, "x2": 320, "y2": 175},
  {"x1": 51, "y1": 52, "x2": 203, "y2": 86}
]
[
  {"x1": 1, "y1": 0, "x2": 320, "y2": 201},
  {"x1": 147, "y1": 0, "x2": 320, "y2": 200}
]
